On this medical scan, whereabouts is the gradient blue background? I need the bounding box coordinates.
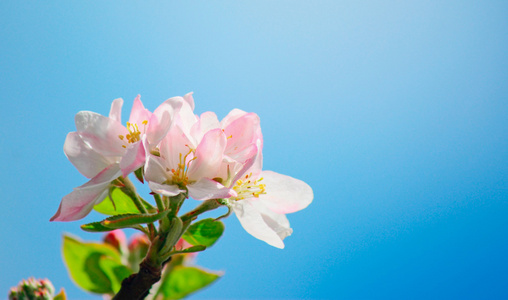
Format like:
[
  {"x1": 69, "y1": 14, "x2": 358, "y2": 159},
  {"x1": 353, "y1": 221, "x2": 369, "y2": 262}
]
[{"x1": 1, "y1": 1, "x2": 507, "y2": 299}]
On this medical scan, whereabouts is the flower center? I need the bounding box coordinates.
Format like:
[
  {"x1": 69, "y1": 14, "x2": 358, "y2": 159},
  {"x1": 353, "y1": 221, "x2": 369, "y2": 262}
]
[
  {"x1": 232, "y1": 173, "x2": 266, "y2": 201},
  {"x1": 118, "y1": 120, "x2": 148, "y2": 148},
  {"x1": 170, "y1": 147, "x2": 196, "y2": 186}
]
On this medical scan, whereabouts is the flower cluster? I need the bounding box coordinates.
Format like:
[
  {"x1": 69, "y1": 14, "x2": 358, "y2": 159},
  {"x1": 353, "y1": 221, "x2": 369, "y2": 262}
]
[
  {"x1": 51, "y1": 93, "x2": 313, "y2": 248},
  {"x1": 8, "y1": 278, "x2": 62, "y2": 300}
]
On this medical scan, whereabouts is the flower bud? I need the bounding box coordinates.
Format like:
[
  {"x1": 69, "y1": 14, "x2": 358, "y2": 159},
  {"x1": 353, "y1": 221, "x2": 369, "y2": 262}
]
[
  {"x1": 175, "y1": 238, "x2": 198, "y2": 262},
  {"x1": 128, "y1": 233, "x2": 150, "y2": 272},
  {"x1": 9, "y1": 278, "x2": 55, "y2": 300},
  {"x1": 103, "y1": 229, "x2": 127, "y2": 254}
]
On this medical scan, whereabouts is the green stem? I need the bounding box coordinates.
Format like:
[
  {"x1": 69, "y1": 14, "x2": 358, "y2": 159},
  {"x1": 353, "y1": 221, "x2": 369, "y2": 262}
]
[
  {"x1": 180, "y1": 199, "x2": 223, "y2": 223},
  {"x1": 120, "y1": 177, "x2": 148, "y2": 214},
  {"x1": 154, "y1": 194, "x2": 165, "y2": 212},
  {"x1": 169, "y1": 193, "x2": 187, "y2": 216}
]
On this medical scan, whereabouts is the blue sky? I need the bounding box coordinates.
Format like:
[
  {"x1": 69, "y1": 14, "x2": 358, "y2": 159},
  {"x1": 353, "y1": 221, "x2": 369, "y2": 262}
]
[{"x1": 1, "y1": 1, "x2": 507, "y2": 299}]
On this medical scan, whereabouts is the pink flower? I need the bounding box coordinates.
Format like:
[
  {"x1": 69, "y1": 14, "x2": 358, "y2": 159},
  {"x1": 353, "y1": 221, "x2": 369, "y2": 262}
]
[
  {"x1": 51, "y1": 95, "x2": 183, "y2": 222},
  {"x1": 144, "y1": 95, "x2": 241, "y2": 200},
  {"x1": 185, "y1": 108, "x2": 263, "y2": 182},
  {"x1": 145, "y1": 128, "x2": 234, "y2": 200}
]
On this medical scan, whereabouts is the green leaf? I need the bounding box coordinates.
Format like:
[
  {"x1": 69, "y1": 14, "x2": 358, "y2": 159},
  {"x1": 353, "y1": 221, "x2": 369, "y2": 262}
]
[
  {"x1": 81, "y1": 221, "x2": 145, "y2": 233},
  {"x1": 171, "y1": 245, "x2": 207, "y2": 255},
  {"x1": 94, "y1": 187, "x2": 155, "y2": 215},
  {"x1": 80, "y1": 222, "x2": 115, "y2": 232},
  {"x1": 99, "y1": 256, "x2": 132, "y2": 293},
  {"x1": 62, "y1": 234, "x2": 132, "y2": 294},
  {"x1": 53, "y1": 289, "x2": 67, "y2": 300},
  {"x1": 182, "y1": 218, "x2": 225, "y2": 247},
  {"x1": 156, "y1": 266, "x2": 222, "y2": 300},
  {"x1": 101, "y1": 210, "x2": 169, "y2": 229}
]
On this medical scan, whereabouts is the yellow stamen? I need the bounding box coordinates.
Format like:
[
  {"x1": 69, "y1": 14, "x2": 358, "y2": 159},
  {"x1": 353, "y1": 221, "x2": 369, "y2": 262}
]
[
  {"x1": 117, "y1": 120, "x2": 148, "y2": 146},
  {"x1": 170, "y1": 146, "x2": 196, "y2": 186},
  {"x1": 232, "y1": 173, "x2": 266, "y2": 201}
]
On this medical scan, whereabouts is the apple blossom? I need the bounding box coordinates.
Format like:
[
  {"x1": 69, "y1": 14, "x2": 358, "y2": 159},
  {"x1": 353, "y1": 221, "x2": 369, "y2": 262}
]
[
  {"x1": 225, "y1": 141, "x2": 313, "y2": 249},
  {"x1": 145, "y1": 128, "x2": 235, "y2": 200},
  {"x1": 51, "y1": 95, "x2": 183, "y2": 222}
]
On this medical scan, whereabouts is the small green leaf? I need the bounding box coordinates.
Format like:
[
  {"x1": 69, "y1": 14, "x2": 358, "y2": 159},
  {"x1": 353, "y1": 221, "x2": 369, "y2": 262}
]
[
  {"x1": 81, "y1": 221, "x2": 145, "y2": 233},
  {"x1": 171, "y1": 245, "x2": 206, "y2": 255},
  {"x1": 156, "y1": 266, "x2": 222, "y2": 300},
  {"x1": 62, "y1": 234, "x2": 132, "y2": 294},
  {"x1": 101, "y1": 210, "x2": 169, "y2": 229},
  {"x1": 182, "y1": 218, "x2": 224, "y2": 247},
  {"x1": 80, "y1": 222, "x2": 115, "y2": 232},
  {"x1": 94, "y1": 187, "x2": 155, "y2": 215},
  {"x1": 53, "y1": 289, "x2": 67, "y2": 300}
]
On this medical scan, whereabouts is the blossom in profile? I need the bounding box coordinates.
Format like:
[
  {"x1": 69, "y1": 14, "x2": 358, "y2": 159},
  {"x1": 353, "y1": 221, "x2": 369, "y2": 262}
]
[
  {"x1": 225, "y1": 141, "x2": 313, "y2": 249},
  {"x1": 51, "y1": 95, "x2": 183, "y2": 221}
]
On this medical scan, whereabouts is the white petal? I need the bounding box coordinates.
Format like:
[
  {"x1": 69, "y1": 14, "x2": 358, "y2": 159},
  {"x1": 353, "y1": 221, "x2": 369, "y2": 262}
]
[
  {"x1": 109, "y1": 98, "x2": 123, "y2": 123},
  {"x1": 183, "y1": 92, "x2": 195, "y2": 111},
  {"x1": 148, "y1": 182, "x2": 184, "y2": 197},
  {"x1": 75, "y1": 111, "x2": 127, "y2": 157},
  {"x1": 232, "y1": 200, "x2": 287, "y2": 249},
  {"x1": 258, "y1": 171, "x2": 313, "y2": 214},
  {"x1": 144, "y1": 155, "x2": 170, "y2": 184},
  {"x1": 188, "y1": 178, "x2": 235, "y2": 201},
  {"x1": 63, "y1": 132, "x2": 113, "y2": 178},
  {"x1": 250, "y1": 200, "x2": 293, "y2": 241}
]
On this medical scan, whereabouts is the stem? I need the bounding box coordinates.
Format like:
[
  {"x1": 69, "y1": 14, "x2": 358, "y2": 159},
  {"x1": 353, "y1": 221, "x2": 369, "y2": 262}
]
[
  {"x1": 169, "y1": 193, "x2": 186, "y2": 216},
  {"x1": 154, "y1": 194, "x2": 165, "y2": 212},
  {"x1": 180, "y1": 199, "x2": 223, "y2": 223},
  {"x1": 113, "y1": 196, "x2": 190, "y2": 299},
  {"x1": 112, "y1": 257, "x2": 162, "y2": 300},
  {"x1": 121, "y1": 177, "x2": 148, "y2": 214}
]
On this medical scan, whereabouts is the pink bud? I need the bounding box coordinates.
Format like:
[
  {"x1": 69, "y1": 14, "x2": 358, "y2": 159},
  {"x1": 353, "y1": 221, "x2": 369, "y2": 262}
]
[{"x1": 103, "y1": 229, "x2": 127, "y2": 252}]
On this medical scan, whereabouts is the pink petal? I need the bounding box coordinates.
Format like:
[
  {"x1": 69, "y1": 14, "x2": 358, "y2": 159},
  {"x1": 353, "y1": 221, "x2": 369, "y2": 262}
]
[
  {"x1": 187, "y1": 128, "x2": 226, "y2": 181},
  {"x1": 190, "y1": 111, "x2": 220, "y2": 142},
  {"x1": 109, "y1": 98, "x2": 123, "y2": 123},
  {"x1": 188, "y1": 178, "x2": 236, "y2": 201},
  {"x1": 229, "y1": 143, "x2": 259, "y2": 184},
  {"x1": 128, "y1": 95, "x2": 152, "y2": 126},
  {"x1": 159, "y1": 124, "x2": 194, "y2": 171},
  {"x1": 119, "y1": 139, "x2": 146, "y2": 177},
  {"x1": 50, "y1": 164, "x2": 121, "y2": 222},
  {"x1": 220, "y1": 108, "x2": 248, "y2": 129},
  {"x1": 146, "y1": 97, "x2": 183, "y2": 146},
  {"x1": 75, "y1": 111, "x2": 128, "y2": 157},
  {"x1": 223, "y1": 112, "x2": 261, "y2": 158},
  {"x1": 64, "y1": 132, "x2": 113, "y2": 178},
  {"x1": 232, "y1": 200, "x2": 289, "y2": 249},
  {"x1": 258, "y1": 171, "x2": 313, "y2": 214}
]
